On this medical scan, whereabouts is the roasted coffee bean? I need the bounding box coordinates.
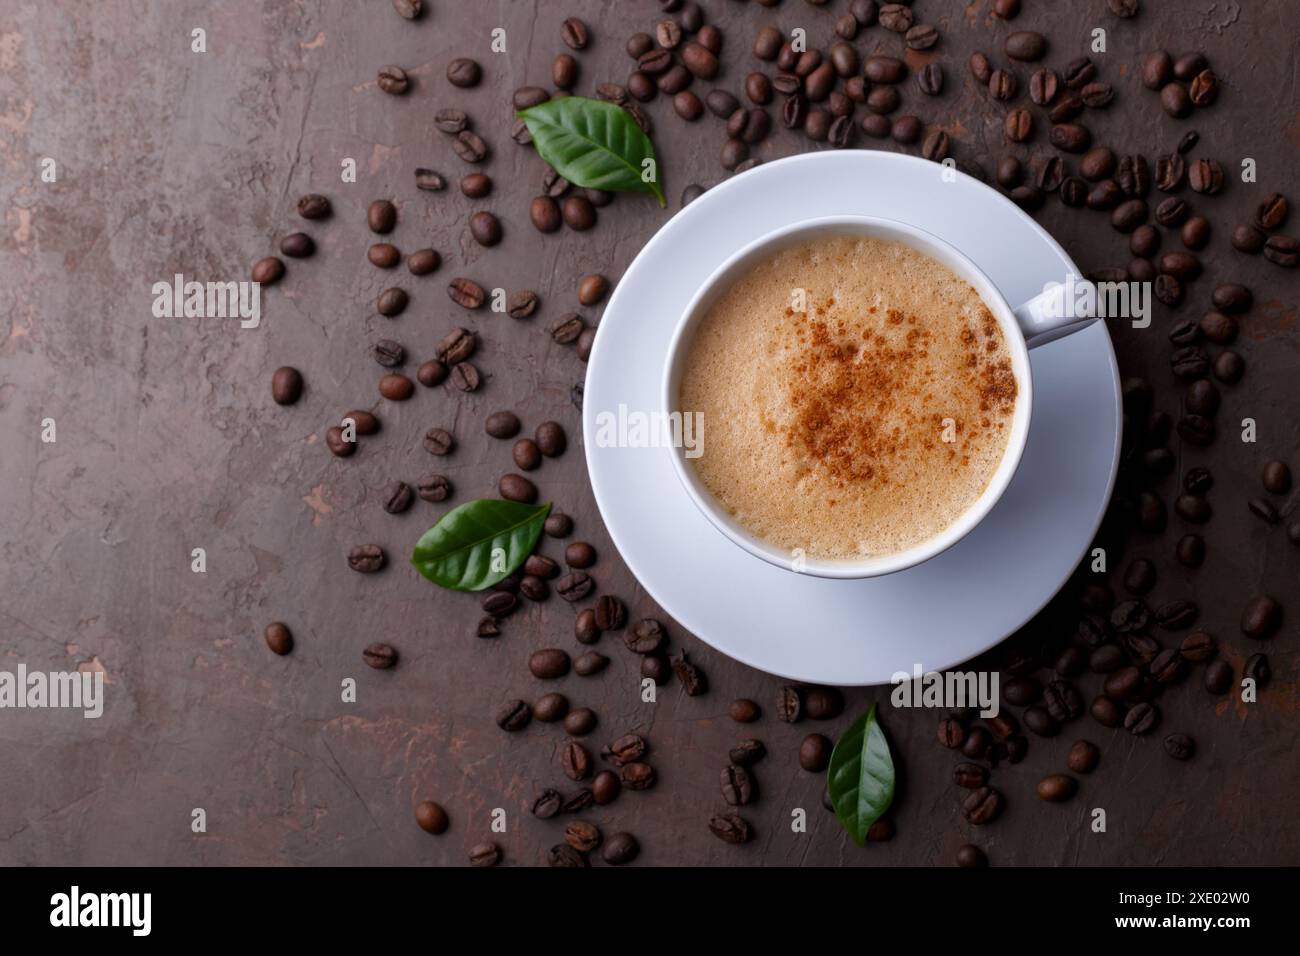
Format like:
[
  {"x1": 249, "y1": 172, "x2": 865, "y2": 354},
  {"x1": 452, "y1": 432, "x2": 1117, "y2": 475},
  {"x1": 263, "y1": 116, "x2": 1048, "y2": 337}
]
[
  {"x1": 410, "y1": 799, "x2": 449, "y2": 836},
  {"x1": 1160, "y1": 733, "x2": 1195, "y2": 761},
  {"x1": 729, "y1": 699, "x2": 760, "y2": 724},
  {"x1": 446, "y1": 57, "x2": 481, "y2": 88},
  {"x1": 561, "y1": 741, "x2": 592, "y2": 782},
  {"x1": 401, "y1": 247, "x2": 439, "y2": 278},
  {"x1": 1047, "y1": 91, "x2": 1084, "y2": 123},
  {"x1": 573, "y1": 608, "x2": 603, "y2": 646},
  {"x1": 1160, "y1": 82, "x2": 1192, "y2": 118},
  {"x1": 564, "y1": 542, "x2": 596, "y2": 569},
  {"x1": 552, "y1": 55, "x2": 580, "y2": 91},
  {"x1": 625, "y1": 619, "x2": 667, "y2": 655},
  {"x1": 1029, "y1": 68, "x2": 1058, "y2": 105},
  {"x1": 709, "y1": 812, "x2": 752, "y2": 844},
  {"x1": 573, "y1": 650, "x2": 609, "y2": 678},
  {"x1": 377, "y1": 64, "x2": 410, "y2": 95},
  {"x1": 1154, "y1": 273, "x2": 1183, "y2": 307},
  {"x1": 1122, "y1": 558, "x2": 1156, "y2": 596},
  {"x1": 1264, "y1": 234, "x2": 1300, "y2": 267},
  {"x1": 907, "y1": 59, "x2": 943, "y2": 97},
  {"x1": 264, "y1": 622, "x2": 293, "y2": 656},
  {"x1": 988, "y1": 69, "x2": 1017, "y2": 101},
  {"x1": 1202, "y1": 660, "x2": 1233, "y2": 696},
  {"x1": 411, "y1": 358, "x2": 446, "y2": 389},
  {"x1": 361, "y1": 641, "x2": 397, "y2": 669},
  {"x1": 252, "y1": 256, "x2": 285, "y2": 285},
  {"x1": 1141, "y1": 50, "x2": 1172, "y2": 90},
  {"x1": 890, "y1": 114, "x2": 921, "y2": 144},
  {"x1": 867, "y1": 85, "x2": 901, "y2": 115},
  {"x1": 1188, "y1": 69, "x2": 1217, "y2": 107},
  {"x1": 1261, "y1": 460, "x2": 1292, "y2": 494},
  {"x1": 497, "y1": 473, "x2": 535, "y2": 504},
  {"x1": 561, "y1": 194, "x2": 596, "y2": 230},
  {"x1": 452, "y1": 130, "x2": 489, "y2": 164},
  {"x1": 468, "y1": 842, "x2": 501, "y2": 867},
  {"x1": 1210, "y1": 282, "x2": 1252, "y2": 313},
  {"x1": 376, "y1": 287, "x2": 408, "y2": 317},
  {"x1": 635, "y1": 652, "x2": 667, "y2": 684},
  {"x1": 1081, "y1": 81, "x2": 1114, "y2": 108},
  {"x1": 433, "y1": 109, "x2": 468, "y2": 135},
  {"x1": 1051, "y1": 123, "x2": 1091, "y2": 153},
  {"x1": 1111, "y1": 198, "x2": 1147, "y2": 232},
  {"x1": 519, "y1": 575, "x2": 549, "y2": 602},
  {"x1": 860, "y1": 112, "x2": 890, "y2": 138},
  {"x1": 962, "y1": 727, "x2": 992, "y2": 761},
  {"x1": 1010, "y1": 186, "x2": 1043, "y2": 210},
  {"x1": 1005, "y1": 108, "x2": 1033, "y2": 143},
  {"x1": 953, "y1": 762, "x2": 988, "y2": 789},
  {"x1": 1177, "y1": 410, "x2": 1216, "y2": 445},
  {"x1": 1150, "y1": 648, "x2": 1186, "y2": 684},
  {"x1": 526, "y1": 647, "x2": 570, "y2": 681},
  {"x1": 1241, "y1": 595, "x2": 1282, "y2": 639},
  {"x1": 962, "y1": 787, "x2": 1003, "y2": 825},
  {"x1": 482, "y1": 589, "x2": 519, "y2": 619},
  {"x1": 556, "y1": 789, "x2": 594, "y2": 815},
  {"x1": 1086, "y1": 180, "x2": 1122, "y2": 210},
  {"x1": 1003, "y1": 676, "x2": 1041, "y2": 706},
  {"x1": 672, "y1": 652, "x2": 707, "y2": 695},
  {"x1": 969, "y1": 52, "x2": 993, "y2": 85},
  {"x1": 1023, "y1": 705, "x2": 1059, "y2": 738},
  {"x1": 1080, "y1": 147, "x2": 1116, "y2": 181},
  {"x1": 879, "y1": 3, "x2": 913, "y2": 32},
  {"x1": 594, "y1": 595, "x2": 626, "y2": 631},
  {"x1": 1130, "y1": 223, "x2": 1160, "y2": 257},
  {"x1": 1037, "y1": 773, "x2": 1076, "y2": 802},
  {"x1": 1244, "y1": 653, "x2": 1271, "y2": 688},
  {"x1": 532, "y1": 789, "x2": 564, "y2": 819},
  {"x1": 1005, "y1": 31, "x2": 1046, "y2": 61},
  {"x1": 1059, "y1": 176, "x2": 1087, "y2": 206},
  {"x1": 938, "y1": 717, "x2": 966, "y2": 749},
  {"x1": 297, "y1": 193, "x2": 331, "y2": 220},
  {"x1": 996, "y1": 156, "x2": 1024, "y2": 188},
  {"x1": 279, "y1": 232, "x2": 315, "y2": 259},
  {"x1": 348, "y1": 544, "x2": 386, "y2": 574},
  {"x1": 620, "y1": 761, "x2": 656, "y2": 791},
  {"x1": 1188, "y1": 159, "x2": 1223, "y2": 194},
  {"x1": 1232, "y1": 223, "x2": 1263, "y2": 252},
  {"x1": 777, "y1": 686, "x2": 804, "y2": 723},
  {"x1": 1124, "y1": 702, "x2": 1159, "y2": 735},
  {"x1": 1173, "y1": 532, "x2": 1204, "y2": 567},
  {"x1": 1036, "y1": 157, "x2": 1065, "y2": 192},
  {"x1": 1090, "y1": 695, "x2": 1122, "y2": 727},
  {"x1": 446, "y1": 279, "x2": 487, "y2": 314},
  {"x1": 1256, "y1": 192, "x2": 1289, "y2": 230},
  {"x1": 1117, "y1": 155, "x2": 1151, "y2": 196},
  {"x1": 1067, "y1": 740, "x2": 1100, "y2": 774},
  {"x1": 723, "y1": 739, "x2": 766, "y2": 770},
  {"x1": 564, "y1": 708, "x2": 597, "y2": 738},
  {"x1": 706, "y1": 90, "x2": 740, "y2": 118},
  {"x1": 921, "y1": 130, "x2": 950, "y2": 161},
  {"x1": 542, "y1": 513, "x2": 573, "y2": 539},
  {"x1": 504, "y1": 437, "x2": 540, "y2": 474},
  {"x1": 1181, "y1": 215, "x2": 1211, "y2": 249},
  {"x1": 1056, "y1": 646, "x2": 1087, "y2": 679},
  {"x1": 803, "y1": 687, "x2": 843, "y2": 721},
  {"x1": 1063, "y1": 57, "x2": 1096, "y2": 89},
  {"x1": 529, "y1": 195, "x2": 562, "y2": 233},
  {"x1": 532, "y1": 692, "x2": 569, "y2": 723},
  {"x1": 1185, "y1": 376, "x2": 1221, "y2": 414},
  {"x1": 377, "y1": 479, "x2": 414, "y2": 515},
  {"x1": 721, "y1": 764, "x2": 756, "y2": 805},
  {"x1": 550, "y1": 313, "x2": 585, "y2": 345},
  {"x1": 270, "y1": 366, "x2": 303, "y2": 405},
  {"x1": 865, "y1": 55, "x2": 907, "y2": 84},
  {"x1": 562, "y1": 820, "x2": 601, "y2": 856},
  {"x1": 483, "y1": 411, "x2": 520, "y2": 440},
  {"x1": 468, "y1": 211, "x2": 501, "y2": 247},
  {"x1": 794, "y1": 734, "x2": 830, "y2": 773},
  {"x1": 1212, "y1": 350, "x2": 1244, "y2": 384},
  {"x1": 1043, "y1": 681, "x2": 1083, "y2": 721}
]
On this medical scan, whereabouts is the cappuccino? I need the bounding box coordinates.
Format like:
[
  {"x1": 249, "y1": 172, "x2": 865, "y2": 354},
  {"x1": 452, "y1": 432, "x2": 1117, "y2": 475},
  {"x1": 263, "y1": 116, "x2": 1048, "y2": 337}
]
[{"x1": 678, "y1": 235, "x2": 1018, "y2": 561}]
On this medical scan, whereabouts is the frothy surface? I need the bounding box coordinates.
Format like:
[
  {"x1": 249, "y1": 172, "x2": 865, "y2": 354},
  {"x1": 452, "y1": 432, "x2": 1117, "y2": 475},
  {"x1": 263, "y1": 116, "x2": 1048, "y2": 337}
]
[{"x1": 679, "y1": 235, "x2": 1018, "y2": 561}]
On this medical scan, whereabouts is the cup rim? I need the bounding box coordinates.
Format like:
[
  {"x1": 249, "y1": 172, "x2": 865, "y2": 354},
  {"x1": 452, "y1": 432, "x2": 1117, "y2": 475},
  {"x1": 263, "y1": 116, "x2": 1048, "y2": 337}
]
[{"x1": 661, "y1": 214, "x2": 1035, "y2": 579}]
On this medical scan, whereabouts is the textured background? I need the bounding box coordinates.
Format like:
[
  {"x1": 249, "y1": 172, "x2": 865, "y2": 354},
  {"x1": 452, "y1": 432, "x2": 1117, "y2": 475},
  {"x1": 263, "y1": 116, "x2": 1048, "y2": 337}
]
[{"x1": 0, "y1": 0, "x2": 1296, "y2": 866}]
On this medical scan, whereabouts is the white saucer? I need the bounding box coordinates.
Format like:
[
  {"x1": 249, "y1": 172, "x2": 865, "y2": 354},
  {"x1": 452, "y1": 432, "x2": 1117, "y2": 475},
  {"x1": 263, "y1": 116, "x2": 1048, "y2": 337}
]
[{"x1": 583, "y1": 151, "x2": 1121, "y2": 686}]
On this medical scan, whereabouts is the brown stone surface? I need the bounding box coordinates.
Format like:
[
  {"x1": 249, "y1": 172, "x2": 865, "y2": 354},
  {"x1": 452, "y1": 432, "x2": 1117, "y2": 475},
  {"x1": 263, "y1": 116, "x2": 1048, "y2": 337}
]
[{"x1": 0, "y1": 1, "x2": 1296, "y2": 866}]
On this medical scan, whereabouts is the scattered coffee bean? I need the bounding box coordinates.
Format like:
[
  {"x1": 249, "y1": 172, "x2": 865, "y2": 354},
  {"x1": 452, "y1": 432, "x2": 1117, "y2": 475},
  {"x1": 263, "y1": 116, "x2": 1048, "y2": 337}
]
[{"x1": 362, "y1": 641, "x2": 397, "y2": 668}]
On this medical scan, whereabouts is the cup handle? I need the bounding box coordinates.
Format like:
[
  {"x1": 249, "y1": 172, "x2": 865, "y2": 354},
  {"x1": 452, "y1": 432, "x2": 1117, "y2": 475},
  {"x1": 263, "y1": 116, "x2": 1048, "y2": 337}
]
[{"x1": 1013, "y1": 278, "x2": 1099, "y2": 350}]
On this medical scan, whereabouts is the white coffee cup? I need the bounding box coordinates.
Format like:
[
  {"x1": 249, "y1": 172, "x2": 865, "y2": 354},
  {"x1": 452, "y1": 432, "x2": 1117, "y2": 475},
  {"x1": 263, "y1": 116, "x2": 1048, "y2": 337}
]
[{"x1": 662, "y1": 215, "x2": 1096, "y2": 579}]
